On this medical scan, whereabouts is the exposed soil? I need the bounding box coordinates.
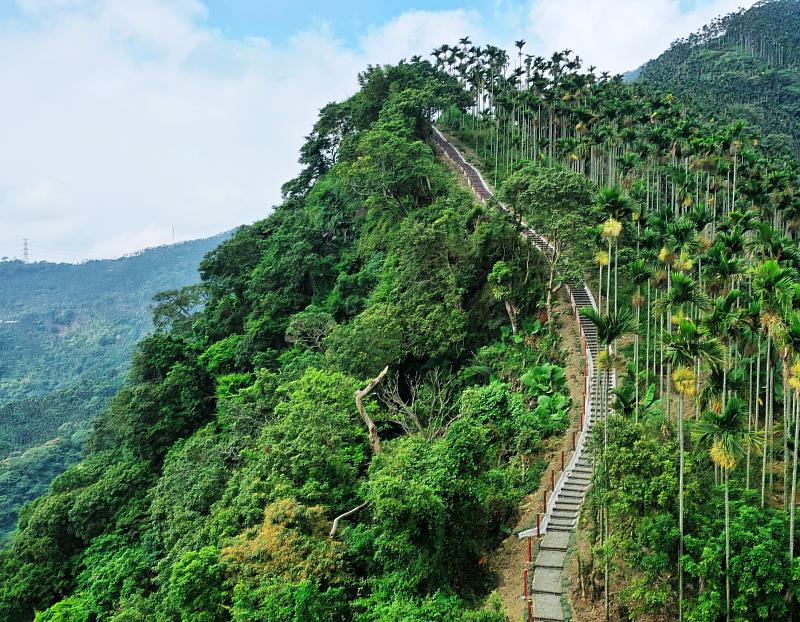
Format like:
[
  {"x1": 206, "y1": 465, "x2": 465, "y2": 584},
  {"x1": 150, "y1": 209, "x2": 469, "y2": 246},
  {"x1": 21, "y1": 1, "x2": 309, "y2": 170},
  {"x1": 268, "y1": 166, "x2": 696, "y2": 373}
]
[
  {"x1": 488, "y1": 293, "x2": 587, "y2": 621},
  {"x1": 433, "y1": 133, "x2": 591, "y2": 621}
]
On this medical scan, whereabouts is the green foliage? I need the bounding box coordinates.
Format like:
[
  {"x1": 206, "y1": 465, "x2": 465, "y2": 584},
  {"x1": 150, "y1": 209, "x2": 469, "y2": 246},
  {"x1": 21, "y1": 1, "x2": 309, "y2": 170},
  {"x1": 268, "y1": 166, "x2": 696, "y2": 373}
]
[
  {"x1": 0, "y1": 57, "x2": 561, "y2": 622},
  {"x1": 152, "y1": 284, "x2": 207, "y2": 338},
  {"x1": 200, "y1": 335, "x2": 244, "y2": 376},
  {"x1": 0, "y1": 423, "x2": 88, "y2": 542},
  {"x1": 356, "y1": 592, "x2": 505, "y2": 622},
  {"x1": 499, "y1": 163, "x2": 597, "y2": 284},
  {"x1": 520, "y1": 362, "x2": 567, "y2": 397},
  {"x1": 33, "y1": 595, "x2": 92, "y2": 622},
  {"x1": 487, "y1": 260, "x2": 513, "y2": 301},
  {"x1": 684, "y1": 503, "x2": 792, "y2": 621},
  {"x1": 215, "y1": 373, "x2": 254, "y2": 400},
  {"x1": 324, "y1": 304, "x2": 405, "y2": 378},
  {"x1": 0, "y1": 235, "x2": 228, "y2": 540},
  {"x1": 166, "y1": 547, "x2": 228, "y2": 622},
  {"x1": 639, "y1": 0, "x2": 800, "y2": 156},
  {"x1": 530, "y1": 393, "x2": 571, "y2": 437},
  {"x1": 284, "y1": 307, "x2": 337, "y2": 352}
]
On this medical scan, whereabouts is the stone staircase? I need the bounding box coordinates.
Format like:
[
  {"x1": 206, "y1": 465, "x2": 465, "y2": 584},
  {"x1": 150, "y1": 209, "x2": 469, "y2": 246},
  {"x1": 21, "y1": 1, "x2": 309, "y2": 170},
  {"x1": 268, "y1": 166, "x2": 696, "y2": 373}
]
[{"x1": 432, "y1": 127, "x2": 614, "y2": 621}]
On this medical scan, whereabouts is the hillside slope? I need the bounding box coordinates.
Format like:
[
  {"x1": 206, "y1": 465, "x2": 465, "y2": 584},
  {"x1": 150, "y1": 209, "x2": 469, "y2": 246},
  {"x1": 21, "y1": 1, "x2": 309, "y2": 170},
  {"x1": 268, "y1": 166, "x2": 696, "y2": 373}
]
[
  {"x1": 6, "y1": 29, "x2": 800, "y2": 622},
  {"x1": 0, "y1": 234, "x2": 229, "y2": 540},
  {"x1": 0, "y1": 59, "x2": 584, "y2": 622},
  {"x1": 638, "y1": 0, "x2": 800, "y2": 156}
]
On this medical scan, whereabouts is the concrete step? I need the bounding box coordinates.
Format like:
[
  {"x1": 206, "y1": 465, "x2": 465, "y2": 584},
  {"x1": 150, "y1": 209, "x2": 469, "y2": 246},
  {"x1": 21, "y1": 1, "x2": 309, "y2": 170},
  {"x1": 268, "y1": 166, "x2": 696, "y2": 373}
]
[
  {"x1": 540, "y1": 531, "x2": 570, "y2": 550},
  {"x1": 563, "y1": 477, "x2": 589, "y2": 486},
  {"x1": 531, "y1": 568, "x2": 563, "y2": 594},
  {"x1": 566, "y1": 475, "x2": 591, "y2": 484},
  {"x1": 553, "y1": 498, "x2": 582, "y2": 508},
  {"x1": 531, "y1": 593, "x2": 564, "y2": 621},
  {"x1": 535, "y1": 549, "x2": 567, "y2": 569},
  {"x1": 547, "y1": 519, "x2": 576, "y2": 531}
]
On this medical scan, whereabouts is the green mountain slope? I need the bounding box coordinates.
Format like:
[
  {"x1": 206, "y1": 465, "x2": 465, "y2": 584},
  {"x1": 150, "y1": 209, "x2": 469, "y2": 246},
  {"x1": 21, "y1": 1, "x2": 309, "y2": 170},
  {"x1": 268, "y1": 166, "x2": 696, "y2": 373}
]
[
  {"x1": 0, "y1": 237, "x2": 229, "y2": 404},
  {"x1": 0, "y1": 235, "x2": 229, "y2": 540},
  {"x1": 638, "y1": 0, "x2": 800, "y2": 156},
  {"x1": 0, "y1": 59, "x2": 579, "y2": 622},
  {"x1": 5, "y1": 29, "x2": 800, "y2": 622}
]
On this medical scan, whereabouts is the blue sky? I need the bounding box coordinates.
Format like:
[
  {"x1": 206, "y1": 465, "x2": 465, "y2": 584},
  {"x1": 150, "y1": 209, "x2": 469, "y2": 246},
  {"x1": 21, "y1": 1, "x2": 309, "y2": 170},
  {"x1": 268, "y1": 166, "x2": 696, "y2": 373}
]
[
  {"x1": 202, "y1": 1, "x2": 491, "y2": 42},
  {"x1": 0, "y1": 0, "x2": 755, "y2": 262}
]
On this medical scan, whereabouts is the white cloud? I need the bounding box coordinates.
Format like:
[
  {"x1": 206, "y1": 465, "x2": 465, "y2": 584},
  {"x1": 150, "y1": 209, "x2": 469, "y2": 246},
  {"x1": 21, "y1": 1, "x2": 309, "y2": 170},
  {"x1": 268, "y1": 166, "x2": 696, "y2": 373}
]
[
  {"x1": 526, "y1": 0, "x2": 757, "y2": 74},
  {"x1": 360, "y1": 9, "x2": 485, "y2": 64},
  {"x1": 0, "y1": 0, "x2": 760, "y2": 262},
  {"x1": 0, "y1": 2, "x2": 485, "y2": 262}
]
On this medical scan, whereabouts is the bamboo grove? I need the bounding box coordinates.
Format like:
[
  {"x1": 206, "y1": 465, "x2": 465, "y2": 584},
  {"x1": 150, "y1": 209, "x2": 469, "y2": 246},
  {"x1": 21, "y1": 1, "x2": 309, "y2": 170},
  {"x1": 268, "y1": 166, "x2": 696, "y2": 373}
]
[{"x1": 435, "y1": 37, "x2": 800, "y2": 620}]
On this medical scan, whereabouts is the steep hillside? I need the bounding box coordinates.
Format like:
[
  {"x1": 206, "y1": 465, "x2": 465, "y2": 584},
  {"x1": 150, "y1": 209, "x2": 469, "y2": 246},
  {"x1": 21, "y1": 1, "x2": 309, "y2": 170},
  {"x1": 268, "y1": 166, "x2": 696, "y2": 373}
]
[
  {"x1": 0, "y1": 59, "x2": 584, "y2": 622},
  {"x1": 436, "y1": 34, "x2": 800, "y2": 621},
  {"x1": 638, "y1": 0, "x2": 800, "y2": 156},
  {"x1": 0, "y1": 236, "x2": 229, "y2": 404},
  {"x1": 6, "y1": 31, "x2": 800, "y2": 622},
  {"x1": 0, "y1": 234, "x2": 229, "y2": 540}
]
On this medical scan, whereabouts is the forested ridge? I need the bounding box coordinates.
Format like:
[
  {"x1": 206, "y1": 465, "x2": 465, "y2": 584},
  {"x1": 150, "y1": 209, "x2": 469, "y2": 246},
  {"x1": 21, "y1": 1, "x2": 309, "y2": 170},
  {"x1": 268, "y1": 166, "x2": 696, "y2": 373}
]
[
  {"x1": 0, "y1": 60, "x2": 579, "y2": 621},
  {"x1": 6, "y1": 8, "x2": 800, "y2": 621},
  {"x1": 638, "y1": 0, "x2": 800, "y2": 157},
  {"x1": 434, "y1": 25, "x2": 800, "y2": 620},
  {"x1": 0, "y1": 235, "x2": 228, "y2": 542}
]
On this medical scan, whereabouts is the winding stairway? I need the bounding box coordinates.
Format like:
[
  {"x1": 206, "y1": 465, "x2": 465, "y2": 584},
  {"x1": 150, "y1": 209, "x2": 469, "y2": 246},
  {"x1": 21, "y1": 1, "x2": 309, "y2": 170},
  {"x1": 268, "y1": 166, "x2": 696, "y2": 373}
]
[{"x1": 432, "y1": 127, "x2": 614, "y2": 621}]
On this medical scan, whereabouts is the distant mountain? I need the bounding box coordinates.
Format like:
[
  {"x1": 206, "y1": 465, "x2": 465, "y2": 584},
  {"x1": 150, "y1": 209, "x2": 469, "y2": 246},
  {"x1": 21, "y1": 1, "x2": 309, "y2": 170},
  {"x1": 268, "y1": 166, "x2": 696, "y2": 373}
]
[
  {"x1": 637, "y1": 0, "x2": 800, "y2": 156},
  {"x1": 0, "y1": 233, "x2": 230, "y2": 540}
]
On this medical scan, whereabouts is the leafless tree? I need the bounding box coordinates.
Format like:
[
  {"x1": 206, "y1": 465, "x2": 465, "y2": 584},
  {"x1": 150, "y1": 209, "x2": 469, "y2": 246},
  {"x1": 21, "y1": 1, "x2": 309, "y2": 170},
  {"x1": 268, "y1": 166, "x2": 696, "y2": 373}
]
[{"x1": 380, "y1": 368, "x2": 459, "y2": 441}]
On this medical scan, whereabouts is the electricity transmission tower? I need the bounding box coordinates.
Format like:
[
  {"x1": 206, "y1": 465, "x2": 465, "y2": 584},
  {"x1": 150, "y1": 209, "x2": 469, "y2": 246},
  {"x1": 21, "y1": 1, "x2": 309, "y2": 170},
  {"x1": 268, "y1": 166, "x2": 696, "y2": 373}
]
[{"x1": 22, "y1": 239, "x2": 29, "y2": 263}]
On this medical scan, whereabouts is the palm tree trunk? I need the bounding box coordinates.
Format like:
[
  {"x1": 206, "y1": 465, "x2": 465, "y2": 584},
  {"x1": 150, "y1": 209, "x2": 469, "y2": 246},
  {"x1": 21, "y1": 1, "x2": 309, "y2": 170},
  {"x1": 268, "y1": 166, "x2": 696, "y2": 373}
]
[
  {"x1": 614, "y1": 240, "x2": 619, "y2": 314},
  {"x1": 606, "y1": 238, "x2": 612, "y2": 314},
  {"x1": 724, "y1": 468, "x2": 731, "y2": 622},
  {"x1": 785, "y1": 376, "x2": 790, "y2": 510},
  {"x1": 678, "y1": 393, "x2": 685, "y2": 622},
  {"x1": 646, "y1": 282, "x2": 652, "y2": 388},
  {"x1": 635, "y1": 303, "x2": 640, "y2": 423},
  {"x1": 762, "y1": 338, "x2": 771, "y2": 508},
  {"x1": 604, "y1": 363, "x2": 611, "y2": 622},
  {"x1": 791, "y1": 390, "x2": 799, "y2": 561}
]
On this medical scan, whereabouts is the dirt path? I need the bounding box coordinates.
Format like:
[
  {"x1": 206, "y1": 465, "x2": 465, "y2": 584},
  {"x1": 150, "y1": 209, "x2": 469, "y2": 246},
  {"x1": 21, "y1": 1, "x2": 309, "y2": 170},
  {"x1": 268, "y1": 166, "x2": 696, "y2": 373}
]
[
  {"x1": 433, "y1": 130, "x2": 592, "y2": 621},
  {"x1": 489, "y1": 294, "x2": 586, "y2": 621}
]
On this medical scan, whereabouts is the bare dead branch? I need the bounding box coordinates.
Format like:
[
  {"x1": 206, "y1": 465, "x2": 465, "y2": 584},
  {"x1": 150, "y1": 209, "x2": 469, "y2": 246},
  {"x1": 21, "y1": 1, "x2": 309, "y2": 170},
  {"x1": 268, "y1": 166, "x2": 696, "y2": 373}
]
[
  {"x1": 329, "y1": 501, "x2": 368, "y2": 538},
  {"x1": 355, "y1": 365, "x2": 388, "y2": 454},
  {"x1": 379, "y1": 367, "x2": 459, "y2": 441}
]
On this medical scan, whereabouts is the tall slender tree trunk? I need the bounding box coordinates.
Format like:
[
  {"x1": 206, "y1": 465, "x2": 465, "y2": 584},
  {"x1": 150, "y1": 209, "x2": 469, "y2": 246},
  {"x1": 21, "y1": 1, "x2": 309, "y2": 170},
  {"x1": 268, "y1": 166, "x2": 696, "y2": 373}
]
[
  {"x1": 606, "y1": 239, "x2": 612, "y2": 314},
  {"x1": 604, "y1": 362, "x2": 611, "y2": 622},
  {"x1": 614, "y1": 241, "x2": 619, "y2": 314},
  {"x1": 678, "y1": 393, "x2": 685, "y2": 622},
  {"x1": 635, "y1": 303, "x2": 641, "y2": 423},
  {"x1": 724, "y1": 469, "x2": 731, "y2": 622},
  {"x1": 791, "y1": 391, "x2": 799, "y2": 561},
  {"x1": 762, "y1": 339, "x2": 771, "y2": 508}
]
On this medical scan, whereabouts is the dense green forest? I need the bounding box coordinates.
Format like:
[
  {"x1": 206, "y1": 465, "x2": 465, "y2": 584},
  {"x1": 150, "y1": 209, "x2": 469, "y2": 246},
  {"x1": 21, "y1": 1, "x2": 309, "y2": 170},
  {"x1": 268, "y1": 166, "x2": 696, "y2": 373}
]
[
  {"x1": 638, "y1": 0, "x2": 800, "y2": 157},
  {"x1": 0, "y1": 236, "x2": 228, "y2": 541},
  {"x1": 433, "y1": 16, "x2": 800, "y2": 620},
  {"x1": 6, "y1": 2, "x2": 800, "y2": 620},
  {"x1": 0, "y1": 60, "x2": 583, "y2": 622}
]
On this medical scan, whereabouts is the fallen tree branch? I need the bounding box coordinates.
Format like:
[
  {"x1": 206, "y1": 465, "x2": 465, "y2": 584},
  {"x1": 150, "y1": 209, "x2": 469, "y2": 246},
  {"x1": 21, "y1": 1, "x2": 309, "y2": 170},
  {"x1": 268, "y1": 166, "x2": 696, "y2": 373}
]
[
  {"x1": 355, "y1": 365, "x2": 388, "y2": 454},
  {"x1": 330, "y1": 501, "x2": 368, "y2": 538}
]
